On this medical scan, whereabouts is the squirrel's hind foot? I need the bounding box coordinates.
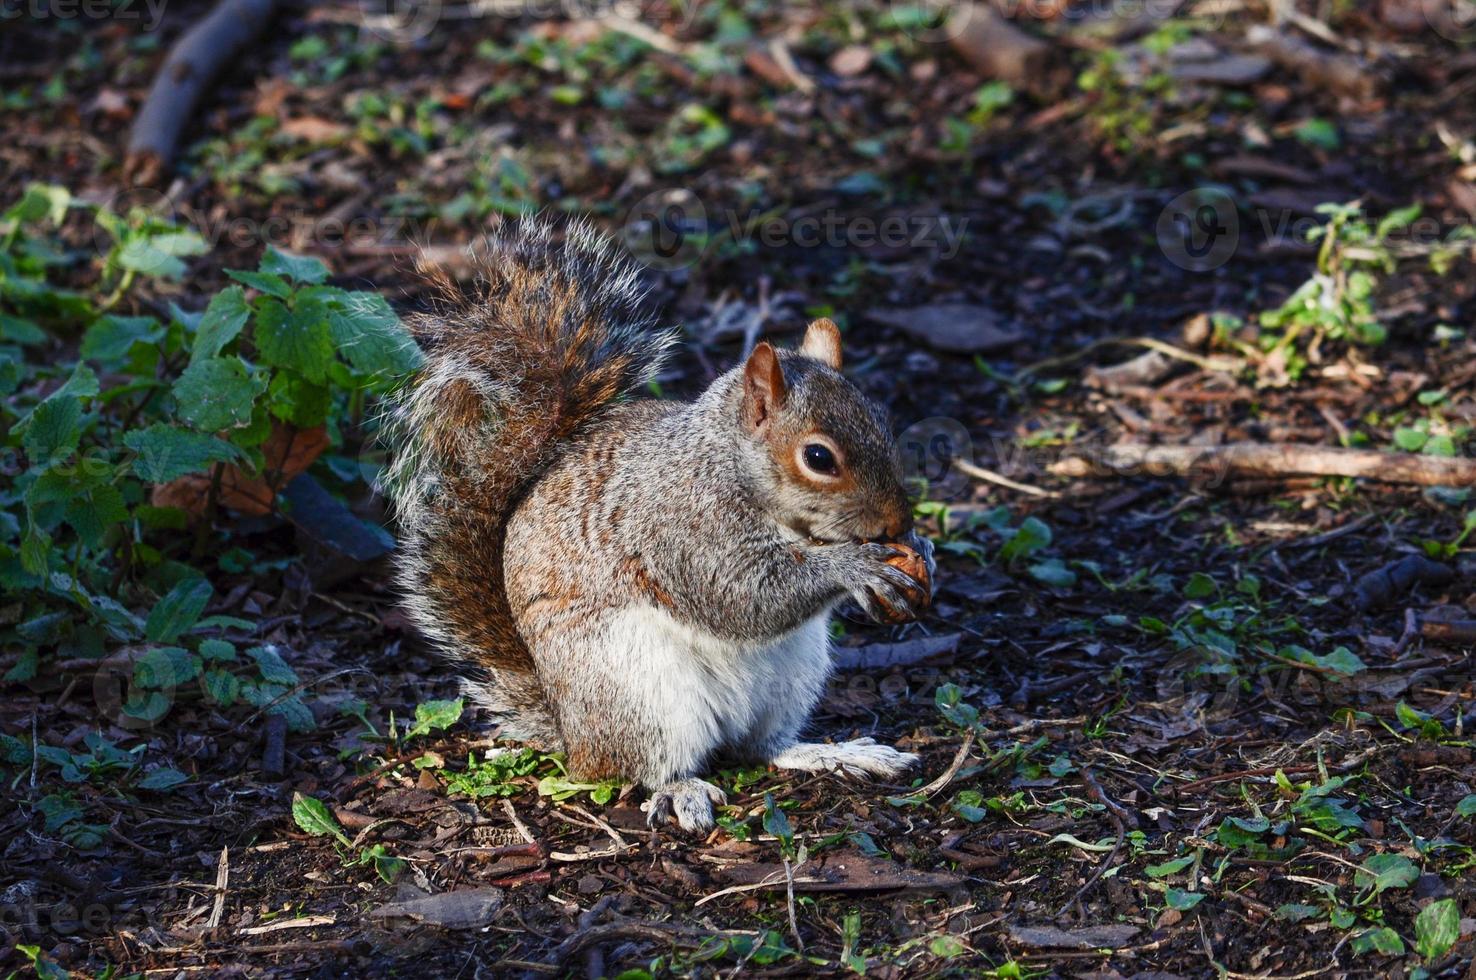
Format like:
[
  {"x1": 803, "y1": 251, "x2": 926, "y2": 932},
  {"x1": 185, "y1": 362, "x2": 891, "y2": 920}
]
[
  {"x1": 771, "y1": 738, "x2": 919, "y2": 779},
  {"x1": 643, "y1": 778, "x2": 727, "y2": 834}
]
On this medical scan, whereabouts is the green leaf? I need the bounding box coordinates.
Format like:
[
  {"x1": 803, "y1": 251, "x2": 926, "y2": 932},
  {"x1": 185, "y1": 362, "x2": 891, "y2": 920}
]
[
  {"x1": 137, "y1": 767, "x2": 189, "y2": 791},
  {"x1": 291, "y1": 792, "x2": 351, "y2": 846},
  {"x1": 134, "y1": 646, "x2": 200, "y2": 688},
  {"x1": 1215, "y1": 816, "x2": 1270, "y2": 847},
  {"x1": 934, "y1": 683, "x2": 979, "y2": 730},
  {"x1": 254, "y1": 296, "x2": 335, "y2": 382},
  {"x1": 318, "y1": 288, "x2": 422, "y2": 381},
  {"x1": 191, "y1": 286, "x2": 251, "y2": 362},
  {"x1": 1164, "y1": 888, "x2": 1205, "y2": 911},
  {"x1": 224, "y1": 268, "x2": 291, "y2": 298},
  {"x1": 145, "y1": 579, "x2": 212, "y2": 643},
  {"x1": 199, "y1": 639, "x2": 237, "y2": 661},
  {"x1": 202, "y1": 668, "x2": 240, "y2": 706},
  {"x1": 1000, "y1": 517, "x2": 1051, "y2": 563},
  {"x1": 1393, "y1": 427, "x2": 1429, "y2": 452},
  {"x1": 1294, "y1": 118, "x2": 1340, "y2": 150},
  {"x1": 1414, "y1": 898, "x2": 1459, "y2": 960},
  {"x1": 1424, "y1": 434, "x2": 1457, "y2": 458},
  {"x1": 762, "y1": 792, "x2": 793, "y2": 848},
  {"x1": 1145, "y1": 855, "x2": 1195, "y2": 878},
  {"x1": 173, "y1": 356, "x2": 263, "y2": 431},
  {"x1": 81, "y1": 315, "x2": 163, "y2": 363},
  {"x1": 1350, "y1": 927, "x2": 1405, "y2": 957},
  {"x1": 261, "y1": 246, "x2": 329, "y2": 284},
  {"x1": 927, "y1": 935, "x2": 967, "y2": 958},
  {"x1": 116, "y1": 229, "x2": 207, "y2": 279},
  {"x1": 23, "y1": 395, "x2": 82, "y2": 466},
  {"x1": 1354, "y1": 853, "x2": 1418, "y2": 896},
  {"x1": 1376, "y1": 204, "x2": 1422, "y2": 239},
  {"x1": 406, "y1": 698, "x2": 464, "y2": 740},
  {"x1": 1455, "y1": 794, "x2": 1476, "y2": 818},
  {"x1": 1314, "y1": 645, "x2": 1366, "y2": 677},
  {"x1": 124, "y1": 424, "x2": 241, "y2": 482},
  {"x1": 265, "y1": 369, "x2": 331, "y2": 427},
  {"x1": 249, "y1": 645, "x2": 298, "y2": 684},
  {"x1": 1184, "y1": 572, "x2": 1218, "y2": 599},
  {"x1": 1028, "y1": 557, "x2": 1076, "y2": 588},
  {"x1": 0, "y1": 312, "x2": 48, "y2": 346},
  {"x1": 48, "y1": 363, "x2": 100, "y2": 402},
  {"x1": 6, "y1": 183, "x2": 71, "y2": 224}
]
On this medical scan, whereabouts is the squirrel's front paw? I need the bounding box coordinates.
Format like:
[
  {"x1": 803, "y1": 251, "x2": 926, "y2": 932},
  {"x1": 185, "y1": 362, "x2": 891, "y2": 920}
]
[
  {"x1": 852, "y1": 541, "x2": 932, "y2": 624},
  {"x1": 643, "y1": 778, "x2": 727, "y2": 834},
  {"x1": 771, "y1": 738, "x2": 920, "y2": 779}
]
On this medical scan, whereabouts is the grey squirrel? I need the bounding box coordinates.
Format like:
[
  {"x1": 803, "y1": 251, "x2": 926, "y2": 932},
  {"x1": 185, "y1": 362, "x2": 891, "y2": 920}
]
[{"x1": 385, "y1": 217, "x2": 935, "y2": 833}]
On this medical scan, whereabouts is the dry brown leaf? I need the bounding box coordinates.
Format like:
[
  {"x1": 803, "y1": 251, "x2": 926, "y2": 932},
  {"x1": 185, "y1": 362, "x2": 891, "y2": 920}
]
[{"x1": 150, "y1": 423, "x2": 329, "y2": 518}]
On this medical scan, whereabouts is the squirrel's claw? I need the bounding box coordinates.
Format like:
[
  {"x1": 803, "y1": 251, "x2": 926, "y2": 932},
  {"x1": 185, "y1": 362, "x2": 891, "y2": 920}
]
[{"x1": 644, "y1": 778, "x2": 726, "y2": 834}]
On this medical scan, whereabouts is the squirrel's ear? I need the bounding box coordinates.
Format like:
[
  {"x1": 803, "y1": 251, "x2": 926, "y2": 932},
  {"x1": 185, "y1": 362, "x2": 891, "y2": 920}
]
[
  {"x1": 741, "y1": 342, "x2": 786, "y2": 434},
  {"x1": 799, "y1": 318, "x2": 842, "y2": 369}
]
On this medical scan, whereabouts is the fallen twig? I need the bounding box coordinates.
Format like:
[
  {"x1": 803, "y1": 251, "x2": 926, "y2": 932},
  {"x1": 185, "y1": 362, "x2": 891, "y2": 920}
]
[
  {"x1": 206, "y1": 846, "x2": 228, "y2": 930},
  {"x1": 125, "y1": 0, "x2": 279, "y2": 184},
  {"x1": 1055, "y1": 768, "x2": 1128, "y2": 917},
  {"x1": 916, "y1": 731, "x2": 977, "y2": 800},
  {"x1": 1051, "y1": 442, "x2": 1476, "y2": 488},
  {"x1": 955, "y1": 459, "x2": 1061, "y2": 498}
]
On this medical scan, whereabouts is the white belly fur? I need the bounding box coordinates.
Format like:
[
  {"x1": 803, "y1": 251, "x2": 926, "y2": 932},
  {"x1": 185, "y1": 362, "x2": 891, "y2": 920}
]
[{"x1": 602, "y1": 605, "x2": 833, "y2": 778}]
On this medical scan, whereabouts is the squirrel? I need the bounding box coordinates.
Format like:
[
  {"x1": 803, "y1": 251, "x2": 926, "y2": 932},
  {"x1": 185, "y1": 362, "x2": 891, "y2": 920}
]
[{"x1": 384, "y1": 217, "x2": 935, "y2": 833}]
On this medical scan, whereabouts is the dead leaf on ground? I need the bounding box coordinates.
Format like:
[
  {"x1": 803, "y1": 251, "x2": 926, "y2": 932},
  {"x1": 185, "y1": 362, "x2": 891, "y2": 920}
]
[
  {"x1": 151, "y1": 423, "x2": 329, "y2": 518},
  {"x1": 867, "y1": 304, "x2": 1023, "y2": 354},
  {"x1": 281, "y1": 117, "x2": 350, "y2": 142},
  {"x1": 368, "y1": 887, "x2": 505, "y2": 930}
]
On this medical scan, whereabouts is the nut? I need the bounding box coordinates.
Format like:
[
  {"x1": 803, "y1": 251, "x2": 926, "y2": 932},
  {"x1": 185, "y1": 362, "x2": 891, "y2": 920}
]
[{"x1": 870, "y1": 542, "x2": 932, "y2": 624}]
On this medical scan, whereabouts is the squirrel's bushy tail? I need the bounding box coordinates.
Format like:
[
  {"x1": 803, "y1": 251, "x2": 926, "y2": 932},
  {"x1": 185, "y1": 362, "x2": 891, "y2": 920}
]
[{"x1": 384, "y1": 217, "x2": 675, "y2": 742}]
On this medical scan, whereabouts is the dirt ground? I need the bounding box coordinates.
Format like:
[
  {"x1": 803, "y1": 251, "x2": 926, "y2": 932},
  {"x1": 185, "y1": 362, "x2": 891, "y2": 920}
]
[{"x1": 2, "y1": 1, "x2": 1475, "y2": 977}]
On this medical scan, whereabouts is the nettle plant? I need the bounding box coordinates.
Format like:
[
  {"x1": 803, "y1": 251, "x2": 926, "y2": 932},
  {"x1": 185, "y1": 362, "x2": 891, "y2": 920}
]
[
  {"x1": 1, "y1": 184, "x2": 421, "y2": 729},
  {"x1": 1226, "y1": 202, "x2": 1476, "y2": 384}
]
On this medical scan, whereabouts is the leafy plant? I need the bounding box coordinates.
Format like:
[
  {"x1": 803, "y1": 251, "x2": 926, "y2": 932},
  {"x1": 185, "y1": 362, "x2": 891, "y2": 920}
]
[
  {"x1": 1, "y1": 184, "x2": 421, "y2": 737},
  {"x1": 1251, "y1": 202, "x2": 1476, "y2": 383},
  {"x1": 291, "y1": 792, "x2": 404, "y2": 883}
]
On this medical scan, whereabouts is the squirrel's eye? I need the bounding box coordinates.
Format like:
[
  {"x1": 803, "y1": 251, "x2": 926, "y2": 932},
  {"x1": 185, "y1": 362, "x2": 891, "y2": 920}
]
[{"x1": 803, "y1": 443, "x2": 838, "y2": 475}]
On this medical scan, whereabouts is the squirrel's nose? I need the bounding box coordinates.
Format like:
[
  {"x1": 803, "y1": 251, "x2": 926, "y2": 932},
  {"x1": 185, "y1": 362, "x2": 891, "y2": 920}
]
[{"x1": 880, "y1": 505, "x2": 912, "y2": 541}]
